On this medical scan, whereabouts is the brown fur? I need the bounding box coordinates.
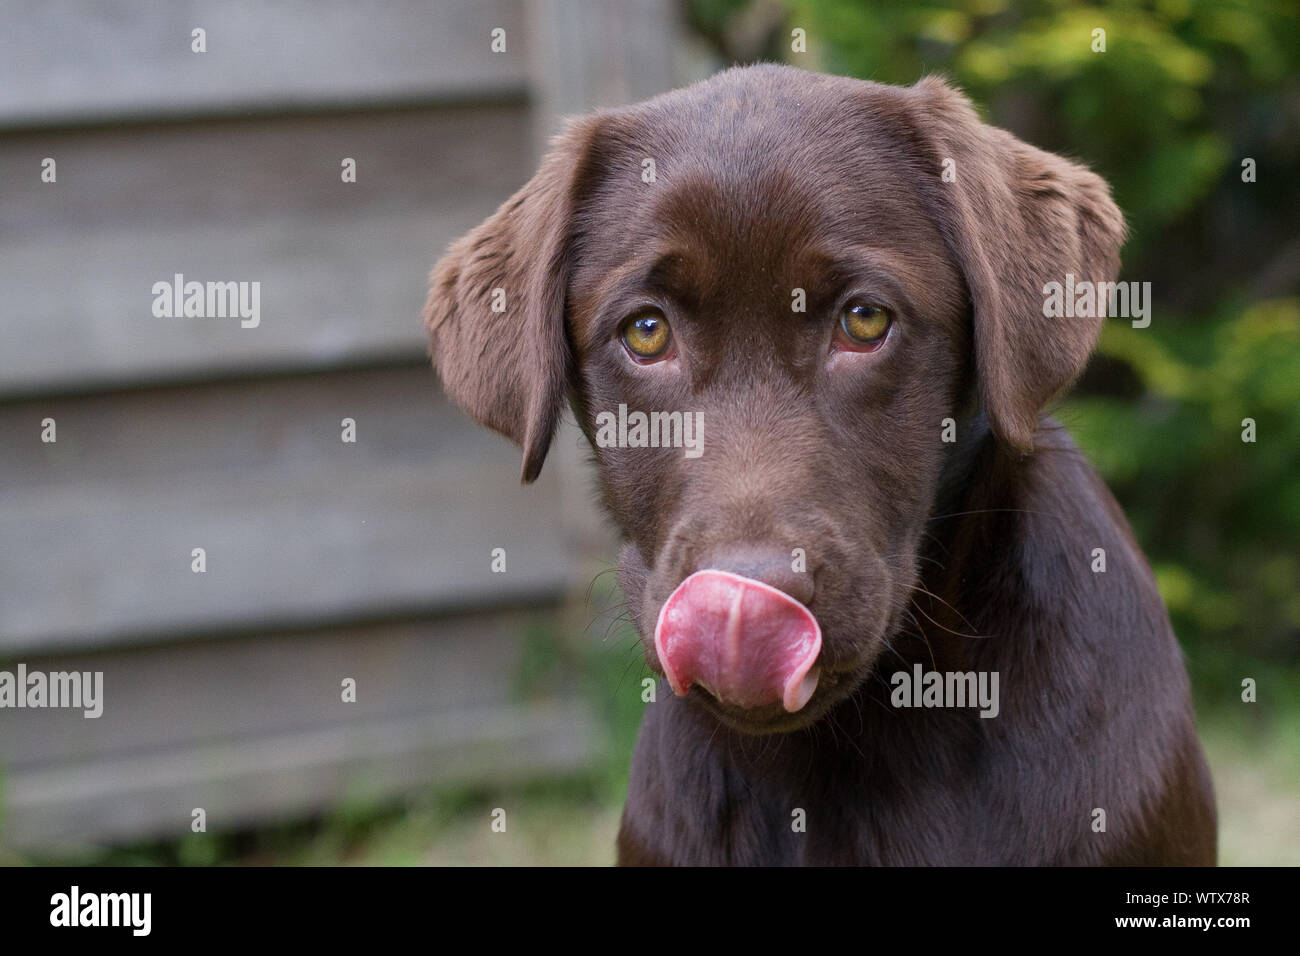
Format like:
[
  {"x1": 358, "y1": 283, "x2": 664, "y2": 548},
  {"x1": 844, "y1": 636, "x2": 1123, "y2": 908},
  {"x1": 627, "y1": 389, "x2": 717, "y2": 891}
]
[{"x1": 423, "y1": 65, "x2": 1216, "y2": 865}]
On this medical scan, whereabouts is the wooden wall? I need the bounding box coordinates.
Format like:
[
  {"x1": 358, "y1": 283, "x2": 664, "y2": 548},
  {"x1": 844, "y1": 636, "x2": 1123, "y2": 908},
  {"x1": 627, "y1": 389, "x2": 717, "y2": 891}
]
[{"x1": 0, "y1": 0, "x2": 677, "y2": 853}]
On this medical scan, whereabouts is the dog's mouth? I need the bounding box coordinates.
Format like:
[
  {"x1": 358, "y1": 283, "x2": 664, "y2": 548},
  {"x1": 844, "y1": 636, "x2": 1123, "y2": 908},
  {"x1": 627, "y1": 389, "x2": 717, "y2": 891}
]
[
  {"x1": 653, "y1": 569, "x2": 825, "y2": 726},
  {"x1": 683, "y1": 668, "x2": 851, "y2": 734}
]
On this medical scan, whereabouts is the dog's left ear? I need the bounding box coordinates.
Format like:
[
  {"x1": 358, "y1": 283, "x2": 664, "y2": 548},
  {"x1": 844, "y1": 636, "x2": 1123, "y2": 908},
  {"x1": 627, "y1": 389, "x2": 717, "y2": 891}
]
[
  {"x1": 904, "y1": 76, "x2": 1126, "y2": 453},
  {"x1": 423, "y1": 115, "x2": 604, "y2": 483}
]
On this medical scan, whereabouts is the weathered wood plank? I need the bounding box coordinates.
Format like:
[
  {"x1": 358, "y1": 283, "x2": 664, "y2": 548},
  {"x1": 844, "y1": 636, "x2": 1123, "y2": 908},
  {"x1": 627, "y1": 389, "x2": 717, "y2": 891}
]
[
  {"x1": 0, "y1": 610, "x2": 574, "y2": 768},
  {"x1": 527, "y1": 0, "x2": 678, "y2": 137},
  {"x1": 0, "y1": 608, "x2": 600, "y2": 851},
  {"x1": 0, "y1": 105, "x2": 531, "y2": 394},
  {"x1": 1, "y1": 105, "x2": 530, "y2": 240},
  {"x1": 0, "y1": 0, "x2": 528, "y2": 128},
  {"x1": 0, "y1": 366, "x2": 587, "y2": 654},
  {"x1": 4, "y1": 697, "x2": 597, "y2": 850},
  {"x1": 1, "y1": 211, "x2": 443, "y2": 393}
]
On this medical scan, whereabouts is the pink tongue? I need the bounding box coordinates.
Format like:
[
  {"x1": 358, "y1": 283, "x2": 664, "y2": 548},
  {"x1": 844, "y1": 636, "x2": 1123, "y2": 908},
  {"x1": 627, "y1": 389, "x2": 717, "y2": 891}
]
[{"x1": 654, "y1": 569, "x2": 822, "y2": 713}]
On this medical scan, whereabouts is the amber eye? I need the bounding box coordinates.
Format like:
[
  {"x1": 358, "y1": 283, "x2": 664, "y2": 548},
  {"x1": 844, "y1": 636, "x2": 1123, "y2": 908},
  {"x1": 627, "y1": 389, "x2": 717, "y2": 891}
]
[
  {"x1": 621, "y1": 311, "x2": 672, "y2": 359},
  {"x1": 838, "y1": 302, "x2": 892, "y2": 346}
]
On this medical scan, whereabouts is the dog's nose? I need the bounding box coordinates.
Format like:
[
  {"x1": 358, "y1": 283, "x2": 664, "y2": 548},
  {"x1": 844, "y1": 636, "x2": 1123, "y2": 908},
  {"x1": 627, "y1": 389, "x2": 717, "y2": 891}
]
[{"x1": 697, "y1": 545, "x2": 816, "y2": 607}]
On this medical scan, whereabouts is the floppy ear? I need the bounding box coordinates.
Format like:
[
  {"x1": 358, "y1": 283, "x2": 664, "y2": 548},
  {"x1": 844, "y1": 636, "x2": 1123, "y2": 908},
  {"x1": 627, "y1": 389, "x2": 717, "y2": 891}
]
[
  {"x1": 906, "y1": 76, "x2": 1126, "y2": 453},
  {"x1": 423, "y1": 116, "x2": 602, "y2": 483}
]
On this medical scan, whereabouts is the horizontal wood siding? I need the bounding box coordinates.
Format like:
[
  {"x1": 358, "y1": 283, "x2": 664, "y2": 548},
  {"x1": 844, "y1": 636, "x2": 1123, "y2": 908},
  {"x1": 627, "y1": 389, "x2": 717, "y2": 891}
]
[
  {"x1": 0, "y1": 0, "x2": 677, "y2": 853},
  {"x1": 2, "y1": 613, "x2": 598, "y2": 851},
  {"x1": 0, "y1": 367, "x2": 586, "y2": 656},
  {"x1": 0, "y1": 0, "x2": 528, "y2": 127},
  {"x1": 0, "y1": 105, "x2": 531, "y2": 394}
]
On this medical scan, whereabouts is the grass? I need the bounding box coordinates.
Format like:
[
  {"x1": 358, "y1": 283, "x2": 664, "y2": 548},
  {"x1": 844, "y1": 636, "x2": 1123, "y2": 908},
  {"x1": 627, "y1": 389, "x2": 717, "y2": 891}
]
[{"x1": 1184, "y1": 636, "x2": 1300, "y2": 866}]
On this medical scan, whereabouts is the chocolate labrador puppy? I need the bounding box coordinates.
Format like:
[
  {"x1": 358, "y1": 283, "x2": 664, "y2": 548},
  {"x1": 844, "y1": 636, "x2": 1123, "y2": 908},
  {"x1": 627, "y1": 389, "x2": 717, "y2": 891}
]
[{"x1": 423, "y1": 65, "x2": 1216, "y2": 865}]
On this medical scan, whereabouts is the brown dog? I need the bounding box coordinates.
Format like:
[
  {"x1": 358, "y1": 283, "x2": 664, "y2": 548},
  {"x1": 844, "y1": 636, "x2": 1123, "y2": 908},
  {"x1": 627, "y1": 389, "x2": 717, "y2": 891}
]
[{"x1": 423, "y1": 65, "x2": 1216, "y2": 865}]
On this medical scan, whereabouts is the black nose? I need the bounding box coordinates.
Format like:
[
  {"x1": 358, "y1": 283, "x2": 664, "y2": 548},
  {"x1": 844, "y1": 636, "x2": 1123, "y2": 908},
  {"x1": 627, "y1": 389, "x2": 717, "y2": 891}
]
[{"x1": 697, "y1": 544, "x2": 817, "y2": 607}]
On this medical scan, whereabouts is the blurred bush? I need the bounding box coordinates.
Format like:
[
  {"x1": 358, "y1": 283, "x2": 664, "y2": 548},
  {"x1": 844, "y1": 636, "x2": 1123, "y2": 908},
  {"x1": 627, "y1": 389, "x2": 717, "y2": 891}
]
[{"x1": 687, "y1": 0, "x2": 1300, "y2": 666}]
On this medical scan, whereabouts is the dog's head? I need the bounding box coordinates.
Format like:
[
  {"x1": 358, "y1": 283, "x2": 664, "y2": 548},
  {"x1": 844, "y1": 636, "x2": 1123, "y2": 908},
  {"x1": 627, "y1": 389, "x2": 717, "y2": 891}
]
[{"x1": 424, "y1": 65, "x2": 1124, "y2": 733}]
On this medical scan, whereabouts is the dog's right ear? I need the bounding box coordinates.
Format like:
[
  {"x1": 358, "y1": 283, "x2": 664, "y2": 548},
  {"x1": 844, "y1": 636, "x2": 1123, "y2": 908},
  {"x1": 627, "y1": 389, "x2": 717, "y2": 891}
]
[{"x1": 423, "y1": 115, "x2": 603, "y2": 484}]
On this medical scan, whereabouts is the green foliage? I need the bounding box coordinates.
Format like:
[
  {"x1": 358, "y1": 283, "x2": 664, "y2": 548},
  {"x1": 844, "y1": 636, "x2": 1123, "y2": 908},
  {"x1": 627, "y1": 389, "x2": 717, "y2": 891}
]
[{"x1": 1065, "y1": 298, "x2": 1300, "y2": 660}]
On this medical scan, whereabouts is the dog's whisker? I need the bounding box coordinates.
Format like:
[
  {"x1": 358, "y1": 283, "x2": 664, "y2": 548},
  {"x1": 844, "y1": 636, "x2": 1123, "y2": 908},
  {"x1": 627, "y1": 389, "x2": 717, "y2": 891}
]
[
  {"x1": 906, "y1": 583, "x2": 981, "y2": 635},
  {"x1": 926, "y1": 507, "x2": 1064, "y2": 523},
  {"x1": 907, "y1": 600, "x2": 988, "y2": 641}
]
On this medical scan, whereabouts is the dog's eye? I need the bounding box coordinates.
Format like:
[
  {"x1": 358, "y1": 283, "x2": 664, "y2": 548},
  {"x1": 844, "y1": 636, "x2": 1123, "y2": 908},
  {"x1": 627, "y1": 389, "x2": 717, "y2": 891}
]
[
  {"x1": 621, "y1": 311, "x2": 672, "y2": 360},
  {"x1": 838, "y1": 302, "x2": 892, "y2": 346}
]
